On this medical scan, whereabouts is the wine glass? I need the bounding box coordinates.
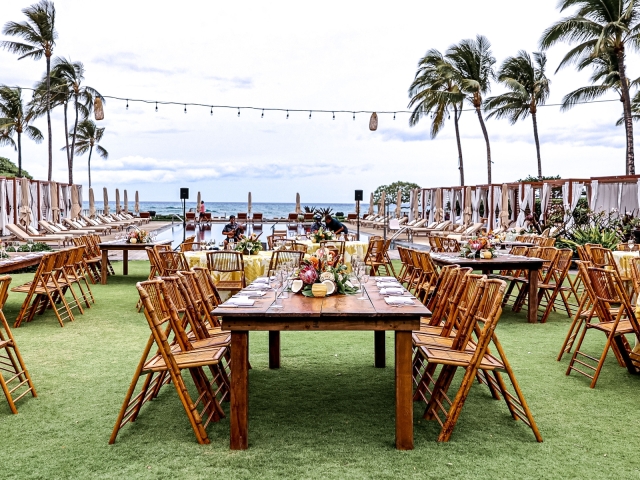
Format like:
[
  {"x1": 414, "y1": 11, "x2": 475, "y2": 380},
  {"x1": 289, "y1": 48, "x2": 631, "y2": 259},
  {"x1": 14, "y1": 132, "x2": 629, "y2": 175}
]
[{"x1": 270, "y1": 269, "x2": 283, "y2": 308}]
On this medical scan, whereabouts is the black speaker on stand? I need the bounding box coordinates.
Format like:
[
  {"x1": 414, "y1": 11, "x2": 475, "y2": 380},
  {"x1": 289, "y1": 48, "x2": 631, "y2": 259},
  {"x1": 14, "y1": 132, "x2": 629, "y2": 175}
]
[
  {"x1": 355, "y1": 190, "x2": 363, "y2": 241},
  {"x1": 180, "y1": 188, "x2": 189, "y2": 242}
]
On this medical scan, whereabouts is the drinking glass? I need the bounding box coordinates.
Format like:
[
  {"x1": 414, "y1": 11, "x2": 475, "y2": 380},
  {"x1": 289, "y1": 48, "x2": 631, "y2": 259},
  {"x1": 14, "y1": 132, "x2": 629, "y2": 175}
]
[
  {"x1": 356, "y1": 265, "x2": 367, "y2": 300},
  {"x1": 271, "y1": 273, "x2": 283, "y2": 308}
]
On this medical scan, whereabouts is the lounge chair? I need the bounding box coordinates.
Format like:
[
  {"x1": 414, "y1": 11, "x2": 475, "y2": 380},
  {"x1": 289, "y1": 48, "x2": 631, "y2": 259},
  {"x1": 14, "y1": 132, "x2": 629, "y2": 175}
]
[
  {"x1": 40, "y1": 220, "x2": 91, "y2": 237},
  {"x1": 411, "y1": 220, "x2": 452, "y2": 236},
  {"x1": 252, "y1": 213, "x2": 263, "y2": 229},
  {"x1": 459, "y1": 222, "x2": 485, "y2": 238},
  {"x1": 287, "y1": 213, "x2": 299, "y2": 233},
  {"x1": 346, "y1": 213, "x2": 358, "y2": 223},
  {"x1": 80, "y1": 215, "x2": 116, "y2": 233},
  {"x1": 111, "y1": 213, "x2": 142, "y2": 226},
  {"x1": 7, "y1": 224, "x2": 70, "y2": 246},
  {"x1": 62, "y1": 218, "x2": 108, "y2": 233},
  {"x1": 361, "y1": 216, "x2": 383, "y2": 227}
]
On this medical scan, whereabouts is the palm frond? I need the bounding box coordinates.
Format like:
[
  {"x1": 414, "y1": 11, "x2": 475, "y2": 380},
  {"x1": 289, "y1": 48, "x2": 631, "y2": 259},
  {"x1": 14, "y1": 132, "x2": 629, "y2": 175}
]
[
  {"x1": 25, "y1": 125, "x2": 43, "y2": 143},
  {"x1": 96, "y1": 145, "x2": 108, "y2": 159},
  {"x1": 561, "y1": 84, "x2": 614, "y2": 110}
]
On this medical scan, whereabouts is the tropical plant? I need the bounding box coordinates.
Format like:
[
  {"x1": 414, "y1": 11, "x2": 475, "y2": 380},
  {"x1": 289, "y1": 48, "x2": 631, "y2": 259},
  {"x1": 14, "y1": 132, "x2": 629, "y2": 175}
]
[
  {"x1": 0, "y1": 86, "x2": 43, "y2": 177},
  {"x1": 0, "y1": 156, "x2": 32, "y2": 179},
  {"x1": 540, "y1": 0, "x2": 640, "y2": 175},
  {"x1": 373, "y1": 181, "x2": 420, "y2": 206},
  {"x1": 70, "y1": 119, "x2": 107, "y2": 188},
  {"x1": 445, "y1": 35, "x2": 496, "y2": 183},
  {"x1": 485, "y1": 51, "x2": 550, "y2": 179},
  {"x1": 1, "y1": 0, "x2": 57, "y2": 181},
  {"x1": 408, "y1": 49, "x2": 466, "y2": 185}
]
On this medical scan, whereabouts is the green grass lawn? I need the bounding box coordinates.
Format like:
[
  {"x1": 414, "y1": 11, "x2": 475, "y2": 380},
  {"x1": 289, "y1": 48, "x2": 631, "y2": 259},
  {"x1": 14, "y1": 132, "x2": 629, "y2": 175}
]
[{"x1": 1, "y1": 261, "x2": 639, "y2": 479}]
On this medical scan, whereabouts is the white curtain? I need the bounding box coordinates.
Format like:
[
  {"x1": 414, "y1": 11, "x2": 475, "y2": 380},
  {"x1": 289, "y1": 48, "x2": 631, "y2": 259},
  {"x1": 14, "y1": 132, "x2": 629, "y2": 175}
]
[
  {"x1": 619, "y1": 182, "x2": 639, "y2": 215},
  {"x1": 427, "y1": 190, "x2": 435, "y2": 224},
  {"x1": 471, "y1": 189, "x2": 481, "y2": 223},
  {"x1": 15, "y1": 179, "x2": 22, "y2": 224},
  {"x1": 0, "y1": 179, "x2": 7, "y2": 235},
  {"x1": 508, "y1": 188, "x2": 517, "y2": 222},
  {"x1": 6, "y1": 179, "x2": 14, "y2": 226},
  {"x1": 540, "y1": 183, "x2": 550, "y2": 222},
  {"x1": 562, "y1": 182, "x2": 570, "y2": 223},
  {"x1": 42, "y1": 183, "x2": 52, "y2": 221},
  {"x1": 62, "y1": 185, "x2": 70, "y2": 218},
  {"x1": 481, "y1": 189, "x2": 489, "y2": 226},
  {"x1": 77, "y1": 185, "x2": 83, "y2": 216},
  {"x1": 564, "y1": 182, "x2": 584, "y2": 227},
  {"x1": 493, "y1": 186, "x2": 502, "y2": 230},
  {"x1": 409, "y1": 190, "x2": 415, "y2": 222},
  {"x1": 29, "y1": 181, "x2": 38, "y2": 229},
  {"x1": 589, "y1": 180, "x2": 599, "y2": 210},
  {"x1": 516, "y1": 184, "x2": 533, "y2": 227},
  {"x1": 595, "y1": 183, "x2": 620, "y2": 215}
]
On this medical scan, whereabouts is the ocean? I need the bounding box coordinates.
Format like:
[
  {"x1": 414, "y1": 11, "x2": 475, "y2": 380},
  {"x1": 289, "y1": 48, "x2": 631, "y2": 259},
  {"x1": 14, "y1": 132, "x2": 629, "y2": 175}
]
[{"x1": 81, "y1": 201, "x2": 359, "y2": 219}]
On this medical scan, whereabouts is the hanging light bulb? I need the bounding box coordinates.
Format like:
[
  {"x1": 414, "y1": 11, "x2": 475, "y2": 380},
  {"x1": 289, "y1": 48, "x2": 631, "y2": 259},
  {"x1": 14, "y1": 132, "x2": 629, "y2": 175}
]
[
  {"x1": 210, "y1": 106, "x2": 213, "y2": 115},
  {"x1": 184, "y1": 105, "x2": 187, "y2": 114},
  {"x1": 237, "y1": 108, "x2": 240, "y2": 117},
  {"x1": 309, "y1": 111, "x2": 312, "y2": 119},
  {"x1": 261, "y1": 109, "x2": 264, "y2": 118},
  {"x1": 94, "y1": 97, "x2": 104, "y2": 121},
  {"x1": 126, "y1": 99, "x2": 129, "y2": 110},
  {"x1": 393, "y1": 112, "x2": 396, "y2": 120},
  {"x1": 286, "y1": 110, "x2": 289, "y2": 119},
  {"x1": 155, "y1": 102, "x2": 158, "y2": 112},
  {"x1": 352, "y1": 112, "x2": 355, "y2": 121},
  {"x1": 332, "y1": 112, "x2": 335, "y2": 120}
]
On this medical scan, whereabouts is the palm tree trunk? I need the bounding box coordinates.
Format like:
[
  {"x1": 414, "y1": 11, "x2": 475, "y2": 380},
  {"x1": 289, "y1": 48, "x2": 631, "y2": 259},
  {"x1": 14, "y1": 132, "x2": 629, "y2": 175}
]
[
  {"x1": 615, "y1": 47, "x2": 635, "y2": 175},
  {"x1": 46, "y1": 54, "x2": 52, "y2": 181},
  {"x1": 69, "y1": 93, "x2": 79, "y2": 184},
  {"x1": 17, "y1": 131, "x2": 22, "y2": 178},
  {"x1": 475, "y1": 106, "x2": 492, "y2": 184},
  {"x1": 453, "y1": 104, "x2": 464, "y2": 186},
  {"x1": 88, "y1": 145, "x2": 93, "y2": 188},
  {"x1": 63, "y1": 102, "x2": 70, "y2": 164},
  {"x1": 531, "y1": 111, "x2": 542, "y2": 178}
]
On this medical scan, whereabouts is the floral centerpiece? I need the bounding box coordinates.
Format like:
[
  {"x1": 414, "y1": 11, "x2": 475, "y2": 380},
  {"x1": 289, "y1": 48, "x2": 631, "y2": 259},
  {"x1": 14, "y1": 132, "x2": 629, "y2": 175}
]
[
  {"x1": 291, "y1": 247, "x2": 358, "y2": 297},
  {"x1": 127, "y1": 229, "x2": 149, "y2": 244},
  {"x1": 311, "y1": 227, "x2": 334, "y2": 243},
  {"x1": 235, "y1": 234, "x2": 262, "y2": 255},
  {"x1": 460, "y1": 236, "x2": 497, "y2": 259}
]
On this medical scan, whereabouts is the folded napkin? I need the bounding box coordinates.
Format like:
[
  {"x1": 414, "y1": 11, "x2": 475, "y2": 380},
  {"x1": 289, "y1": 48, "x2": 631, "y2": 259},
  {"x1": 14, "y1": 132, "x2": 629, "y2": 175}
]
[
  {"x1": 376, "y1": 276, "x2": 397, "y2": 281},
  {"x1": 384, "y1": 297, "x2": 415, "y2": 306},
  {"x1": 376, "y1": 281, "x2": 402, "y2": 288},
  {"x1": 235, "y1": 291, "x2": 267, "y2": 298},
  {"x1": 223, "y1": 297, "x2": 255, "y2": 307},
  {"x1": 380, "y1": 287, "x2": 405, "y2": 296},
  {"x1": 254, "y1": 277, "x2": 270, "y2": 284}
]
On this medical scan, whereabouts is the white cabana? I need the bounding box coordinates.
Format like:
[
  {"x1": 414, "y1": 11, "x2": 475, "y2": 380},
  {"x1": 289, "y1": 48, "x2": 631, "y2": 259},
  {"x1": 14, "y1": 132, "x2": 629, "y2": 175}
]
[
  {"x1": 491, "y1": 185, "x2": 502, "y2": 230},
  {"x1": 516, "y1": 184, "x2": 533, "y2": 227},
  {"x1": 471, "y1": 188, "x2": 482, "y2": 223}
]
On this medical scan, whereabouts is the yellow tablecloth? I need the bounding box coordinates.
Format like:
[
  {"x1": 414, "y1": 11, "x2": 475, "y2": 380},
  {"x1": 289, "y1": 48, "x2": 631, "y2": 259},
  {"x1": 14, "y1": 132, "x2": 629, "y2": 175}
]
[
  {"x1": 301, "y1": 240, "x2": 368, "y2": 265},
  {"x1": 184, "y1": 250, "x2": 273, "y2": 284},
  {"x1": 612, "y1": 250, "x2": 639, "y2": 278}
]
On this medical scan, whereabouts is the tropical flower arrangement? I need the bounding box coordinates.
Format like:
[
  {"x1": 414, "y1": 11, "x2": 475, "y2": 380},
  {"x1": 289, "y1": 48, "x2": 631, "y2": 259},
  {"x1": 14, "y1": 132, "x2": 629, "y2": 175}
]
[
  {"x1": 460, "y1": 236, "x2": 497, "y2": 259},
  {"x1": 127, "y1": 229, "x2": 150, "y2": 244},
  {"x1": 311, "y1": 227, "x2": 334, "y2": 243},
  {"x1": 290, "y1": 247, "x2": 358, "y2": 297},
  {"x1": 235, "y1": 234, "x2": 262, "y2": 255}
]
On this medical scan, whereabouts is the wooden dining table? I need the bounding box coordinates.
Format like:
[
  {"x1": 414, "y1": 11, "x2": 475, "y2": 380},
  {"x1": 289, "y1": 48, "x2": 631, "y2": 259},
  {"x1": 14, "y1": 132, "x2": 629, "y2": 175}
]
[
  {"x1": 98, "y1": 239, "x2": 172, "y2": 284},
  {"x1": 215, "y1": 278, "x2": 430, "y2": 450},
  {"x1": 430, "y1": 252, "x2": 544, "y2": 323}
]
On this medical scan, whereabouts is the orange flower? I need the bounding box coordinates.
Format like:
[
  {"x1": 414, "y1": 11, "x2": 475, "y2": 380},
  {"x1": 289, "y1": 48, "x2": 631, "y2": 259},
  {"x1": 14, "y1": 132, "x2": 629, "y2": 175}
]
[{"x1": 309, "y1": 256, "x2": 319, "y2": 269}]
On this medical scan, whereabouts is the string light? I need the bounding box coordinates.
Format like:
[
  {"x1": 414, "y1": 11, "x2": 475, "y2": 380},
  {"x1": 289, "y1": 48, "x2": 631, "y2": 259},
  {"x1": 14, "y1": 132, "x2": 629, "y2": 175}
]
[
  {"x1": 353, "y1": 112, "x2": 355, "y2": 121},
  {"x1": 210, "y1": 106, "x2": 213, "y2": 115},
  {"x1": 393, "y1": 112, "x2": 396, "y2": 120},
  {"x1": 126, "y1": 99, "x2": 129, "y2": 110},
  {"x1": 261, "y1": 109, "x2": 264, "y2": 118},
  {"x1": 332, "y1": 112, "x2": 335, "y2": 120},
  {"x1": 184, "y1": 104, "x2": 187, "y2": 114},
  {"x1": 309, "y1": 111, "x2": 312, "y2": 119},
  {"x1": 286, "y1": 110, "x2": 289, "y2": 119},
  {"x1": 237, "y1": 108, "x2": 240, "y2": 117},
  {"x1": 155, "y1": 102, "x2": 158, "y2": 112}
]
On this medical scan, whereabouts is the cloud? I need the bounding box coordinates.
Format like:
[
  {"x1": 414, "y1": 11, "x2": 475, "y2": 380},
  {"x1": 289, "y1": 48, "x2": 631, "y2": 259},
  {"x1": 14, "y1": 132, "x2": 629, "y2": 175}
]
[
  {"x1": 203, "y1": 76, "x2": 254, "y2": 90},
  {"x1": 92, "y1": 52, "x2": 177, "y2": 75},
  {"x1": 378, "y1": 128, "x2": 429, "y2": 142},
  {"x1": 89, "y1": 155, "x2": 353, "y2": 184}
]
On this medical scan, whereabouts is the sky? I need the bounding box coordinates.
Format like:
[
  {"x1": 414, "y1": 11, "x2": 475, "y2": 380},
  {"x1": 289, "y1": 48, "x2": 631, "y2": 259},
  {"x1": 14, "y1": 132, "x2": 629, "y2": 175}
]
[{"x1": 0, "y1": 0, "x2": 637, "y2": 203}]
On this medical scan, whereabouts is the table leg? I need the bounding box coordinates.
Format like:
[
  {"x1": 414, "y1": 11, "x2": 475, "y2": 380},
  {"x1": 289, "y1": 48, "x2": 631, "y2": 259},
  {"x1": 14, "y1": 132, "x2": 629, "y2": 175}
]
[
  {"x1": 374, "y1": 331, "x2": 386, "y2": 368},
  {"x1": 230, "y1": 331, "x2": 248, "y2": 450},
  {"x1": 395, "y1": 330, "x2": 414, "y2": 450},
  {"x1": 101, "y1": 249, "x2": 108, "y2": 285},
  {"x1": 528, "y1": 269, "x2": 539, "y2": 324},
  {"x1": 269, "y1": 331, "x2": 280, "y2": 369},
  {"x1": 123, "y1": 250, "x2": 128, "y2": 275}
]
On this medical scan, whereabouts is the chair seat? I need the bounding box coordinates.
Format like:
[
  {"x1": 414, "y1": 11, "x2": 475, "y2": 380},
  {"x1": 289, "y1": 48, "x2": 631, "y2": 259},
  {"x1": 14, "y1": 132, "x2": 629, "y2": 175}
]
[
  {"x1": 419, "y1": 345, "x2": 503, "y2": 370},
  {"x1": 588, "y1": 319, "x2": 638, "y2": 335},
  {"x1": 144, "y1": 347, "x2": 226, "y2": 372},
  {"x1": 215, "y1": 281, "x2": 244, "y2": 290}
]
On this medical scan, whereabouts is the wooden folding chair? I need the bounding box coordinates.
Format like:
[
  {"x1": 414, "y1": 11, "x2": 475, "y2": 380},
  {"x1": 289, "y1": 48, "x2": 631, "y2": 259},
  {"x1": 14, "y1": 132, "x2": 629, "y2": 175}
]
[
  {"x1": 12, "y1": 253, "x2": 75, "y2": 328},
  {"x1": 428, "y1": 236, "x2": 444, "y2": 253},
  {"x1": 62, "y1": 246, "x2": 95, "y2": 309},
  {"x1": 566, "y1": 267, "x2": 640, "y2": 388},
  {"x1": 267, "y1": 250, "x2": 305, "y2": 277},
  {"x1": 0, "y1": 276, "x2": 37, "y2": 413},
  {"x1": 206, "y1": 251, "x2": 246, "y2": 294},
  {"x1": 157, "y1": 251, "x2": 190, "y2": 275},
  {"x1": 109, "y1": 280, "x2": 227, "y2": 444}
]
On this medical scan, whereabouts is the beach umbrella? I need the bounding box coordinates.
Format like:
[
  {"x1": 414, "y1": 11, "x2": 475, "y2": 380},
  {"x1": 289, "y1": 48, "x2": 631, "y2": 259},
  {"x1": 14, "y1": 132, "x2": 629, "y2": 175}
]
[
  {"x1": 434, "y1": 188, "x2": 443, "y2": 222},
  {"x1": 463, "y1": 187, "x2": 472, "y2": 225},
  {"x1": 18, "y1": 179, "x2": 33, "y2": 228},
  {"x1": 395, "y1": 190, "x2": 402, "y2": 218},
  {"x1": 135, "y1": 191, "x2": 140, "y2": 214},
  {"x1": 89, "y1": 188, "x2": 96, "y2": 217},
  {"x1": 103, "y1": 187, "x2": 109, "y2": 215},
  {"x1": 412, "y1": 188, "x2": 420, "y2": 220},
  {"x1": 70, "y1": 185, "x2": 81, "y2": 219},
  {"x1": 378, "y1": 191, "x2": 385, "y2": 215},
  {"x1": 51, "y1": 182, "x2": 60, "y2": 222},
  {"x1": 248, "y1": 192, "x2": 252, "y2": 216},
  {"x1": 124, "y1": 190, "x2": 129, "y2": 213},
  {"x1": 295, "y1": 193, "x2": 301, "y2": 214},
  {"x1": 368, "y1": 193, "x2": 374, "y2": 216},
  {"x1": 500, "y1": 184, "x2": 510, "y2": 228},
  {"x1": 115, "y1": 189, "x2": 121, "y2": 214}
]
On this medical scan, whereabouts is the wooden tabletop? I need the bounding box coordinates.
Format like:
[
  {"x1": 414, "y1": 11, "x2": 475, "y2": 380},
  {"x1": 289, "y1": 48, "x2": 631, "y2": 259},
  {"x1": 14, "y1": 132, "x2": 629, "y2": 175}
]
[
  {"x1": 0, "y1": 252, "x2": 47, "y2": 274},
  {"x1": 98, "y1": 239, "x2": 172, "y2": 250},
  {"x1": 430, "y1": 251, "x2": 544, "y2": 270}
]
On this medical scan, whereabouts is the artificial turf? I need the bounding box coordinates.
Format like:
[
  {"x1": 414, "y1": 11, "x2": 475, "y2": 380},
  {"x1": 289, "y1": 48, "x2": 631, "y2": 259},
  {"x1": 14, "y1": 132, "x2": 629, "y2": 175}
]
[{"x1": 1, "y1": 261, "x2": 639, "y2": 479}]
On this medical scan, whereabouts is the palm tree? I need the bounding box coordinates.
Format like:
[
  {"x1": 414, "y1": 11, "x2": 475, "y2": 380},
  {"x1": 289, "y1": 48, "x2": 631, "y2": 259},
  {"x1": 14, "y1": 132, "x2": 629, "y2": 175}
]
[
  {"x1": 0, "y1": 86, "x2": 43, "y2": 177},
  {"x1": 408, "y1": 49, "x2": 466, "y2": 185},
  {"x1": 71, "y1": 119, "x2": 107, "y2": 188},
  {"x1": 540, "y1": 0, "x2": 640, "y2": 175},
  {"x1": 1, "y1": 1, "x2": 57, "y2": 181},
  {"x1": 35, "y1": 57, "x2": 102, "y2": 184},
  {"x1": 485, "y1": 51, "x2": 550, "y2": 179},
  {"x1": 445, "y1": 35, "x2": 496, "y2": 184}
]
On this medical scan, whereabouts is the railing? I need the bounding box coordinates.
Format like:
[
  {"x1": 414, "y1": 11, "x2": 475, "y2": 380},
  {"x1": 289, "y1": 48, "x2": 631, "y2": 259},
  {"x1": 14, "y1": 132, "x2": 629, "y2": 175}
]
[{"x1": 170, "y1": 214, "x2": 184, "y2": 225}]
